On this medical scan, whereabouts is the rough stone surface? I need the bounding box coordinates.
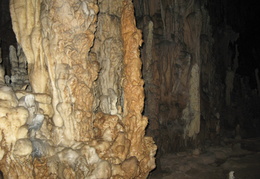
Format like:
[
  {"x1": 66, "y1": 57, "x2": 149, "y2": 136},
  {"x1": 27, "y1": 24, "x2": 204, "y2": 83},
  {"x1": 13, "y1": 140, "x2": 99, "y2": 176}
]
[
  {"x1": 149, "y1": 139, "x2": 260, "y2": 179},
  {"x1": 7, "y1": 44, "x2": 30, "y2": 91},
  {"x1": 0, "y1": 0, "x2": 156, "y2": 178},
  {"x1": 133, "y1": 0, "x2": 203, "y2": 153}
]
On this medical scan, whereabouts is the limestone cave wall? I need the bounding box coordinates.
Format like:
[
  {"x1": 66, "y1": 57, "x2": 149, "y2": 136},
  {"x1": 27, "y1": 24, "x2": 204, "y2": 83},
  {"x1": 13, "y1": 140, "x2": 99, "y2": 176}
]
[
  {"x1": 133, "y1": 0, "x2": 260, "y2": 158},
  {"x1": 133, "y1": 0, "x2": 207, "y2": 153}
]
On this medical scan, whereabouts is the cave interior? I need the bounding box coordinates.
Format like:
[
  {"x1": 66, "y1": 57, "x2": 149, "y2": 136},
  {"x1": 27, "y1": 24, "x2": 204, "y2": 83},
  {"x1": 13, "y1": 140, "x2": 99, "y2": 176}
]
[{"x1": 0, "y1": 0, "x2": 260, "y2": 178}]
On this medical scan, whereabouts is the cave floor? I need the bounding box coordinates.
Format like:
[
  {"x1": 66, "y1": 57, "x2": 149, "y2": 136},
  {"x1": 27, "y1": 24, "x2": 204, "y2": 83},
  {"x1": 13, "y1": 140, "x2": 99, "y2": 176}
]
[{"x1": 149, "y1": 138, "x2": 260, "y2": 179}]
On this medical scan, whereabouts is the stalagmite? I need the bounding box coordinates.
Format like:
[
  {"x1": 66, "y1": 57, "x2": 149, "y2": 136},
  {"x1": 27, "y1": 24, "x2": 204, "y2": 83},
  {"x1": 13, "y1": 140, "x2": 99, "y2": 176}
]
[
  {"x1": 0, "y1": 0, "x2": 156, "y2": 178},
  {"x1": 121, "y1": 0, "x2": 157, "y2": 177}
]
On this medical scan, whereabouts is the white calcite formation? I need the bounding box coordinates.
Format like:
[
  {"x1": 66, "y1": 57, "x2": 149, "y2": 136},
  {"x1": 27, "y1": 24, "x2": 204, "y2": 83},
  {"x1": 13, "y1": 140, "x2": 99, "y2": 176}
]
[{"x1": 0, "y1": 0, "x2": 156, "y2": 178}]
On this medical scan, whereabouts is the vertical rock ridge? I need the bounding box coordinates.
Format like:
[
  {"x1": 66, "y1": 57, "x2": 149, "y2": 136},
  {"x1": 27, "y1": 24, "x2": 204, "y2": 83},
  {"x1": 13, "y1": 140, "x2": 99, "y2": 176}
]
[
  {"x1": 121, "y1": 1, "x2": 157, "y2": 177},
  {"x1": 0, "y1": 0, "x2": 156, "y2": 178}
]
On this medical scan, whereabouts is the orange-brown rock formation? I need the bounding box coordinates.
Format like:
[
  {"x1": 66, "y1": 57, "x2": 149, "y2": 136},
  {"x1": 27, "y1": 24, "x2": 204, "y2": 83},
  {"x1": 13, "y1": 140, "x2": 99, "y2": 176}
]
[{"x1": 0, "y1": 0, "x2": 156, "y2": 178}]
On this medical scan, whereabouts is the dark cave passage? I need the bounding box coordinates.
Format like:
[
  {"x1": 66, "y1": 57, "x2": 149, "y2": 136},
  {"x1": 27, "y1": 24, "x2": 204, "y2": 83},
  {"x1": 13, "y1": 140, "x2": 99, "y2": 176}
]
[
  {"x1": 133, "y1": 0, "x2": 260, "y2": 152},
  {"x1": 132, "y1": 0, "x2": 260, "y2": 178}
]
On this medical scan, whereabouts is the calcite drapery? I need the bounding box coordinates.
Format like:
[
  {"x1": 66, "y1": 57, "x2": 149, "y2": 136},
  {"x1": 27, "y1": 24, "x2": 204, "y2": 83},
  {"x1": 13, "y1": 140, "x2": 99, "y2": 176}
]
[
  {"x1": 10, "y1": 0, "x2": 49, "y2": 94},
  {"x1": 0, "y1": 0, "x2": 156, "y2": 178},
  {"x1": 133, "y1": 0, "x2": 202, "y2": 152},
  {"x1": 90, "y1": 0, "x2": 124, "y2": 115}
]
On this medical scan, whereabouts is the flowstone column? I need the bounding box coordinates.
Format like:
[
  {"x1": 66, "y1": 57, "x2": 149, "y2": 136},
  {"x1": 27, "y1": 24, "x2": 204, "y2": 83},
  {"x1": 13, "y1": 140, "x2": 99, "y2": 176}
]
[
  {"x1": 40, "y1": 0, "x2": 99, "y2": 144},
  {"x1": 2, "y1": 0, "x2": 156, "y2": 178},
  {"x1": 121, "y1": 0, "x2": 157, "y2": 177}
]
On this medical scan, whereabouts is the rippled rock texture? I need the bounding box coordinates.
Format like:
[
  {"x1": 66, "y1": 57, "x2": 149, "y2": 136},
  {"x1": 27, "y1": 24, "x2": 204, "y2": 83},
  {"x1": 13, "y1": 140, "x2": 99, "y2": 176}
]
[
  {"x1": 133, "y1": 0, "x2": 203, "y2": 153},
  {"x1": 0, "y1": 0, "x2": 156, "y2": 178}
]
